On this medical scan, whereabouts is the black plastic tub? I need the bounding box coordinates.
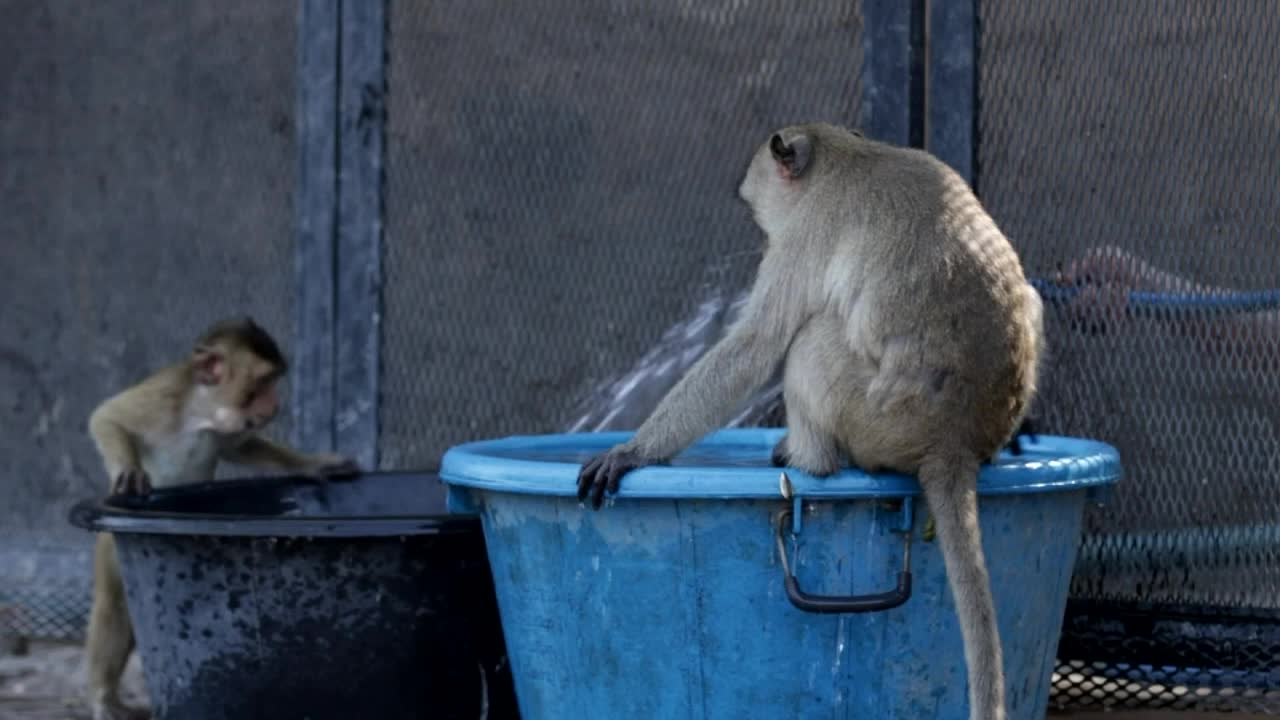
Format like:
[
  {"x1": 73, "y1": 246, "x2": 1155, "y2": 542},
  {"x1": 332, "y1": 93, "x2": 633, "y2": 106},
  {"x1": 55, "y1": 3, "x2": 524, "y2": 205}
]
[{"x1": 69, "y1": 472, "x2": 518, "y2": 720}]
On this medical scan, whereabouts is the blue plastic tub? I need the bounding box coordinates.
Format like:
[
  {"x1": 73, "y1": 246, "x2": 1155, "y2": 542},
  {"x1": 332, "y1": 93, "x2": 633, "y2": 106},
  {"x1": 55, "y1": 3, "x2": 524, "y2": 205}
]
[{"x1": 441, "y1": 429, "x2": 1120, "y2": 720}]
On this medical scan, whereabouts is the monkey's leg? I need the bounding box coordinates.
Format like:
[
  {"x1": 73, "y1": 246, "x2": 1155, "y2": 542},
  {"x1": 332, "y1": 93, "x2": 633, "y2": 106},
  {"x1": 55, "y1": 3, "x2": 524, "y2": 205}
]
[
  {"x1": 85, "y1": 534, "x2": 148, "y2": 720},
  {"x1": 772, "y1": 407, "x2": 841, "y2": 476},
  {"x1": 773, "y1": 316, "x2": 847, "y2": 476}
]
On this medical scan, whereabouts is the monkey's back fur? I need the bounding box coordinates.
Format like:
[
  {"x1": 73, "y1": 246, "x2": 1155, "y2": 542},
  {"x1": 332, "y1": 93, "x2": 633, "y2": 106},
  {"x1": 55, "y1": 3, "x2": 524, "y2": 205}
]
[{"x1": 761, "y1": 124, "x2": 1043, "y2": 474}]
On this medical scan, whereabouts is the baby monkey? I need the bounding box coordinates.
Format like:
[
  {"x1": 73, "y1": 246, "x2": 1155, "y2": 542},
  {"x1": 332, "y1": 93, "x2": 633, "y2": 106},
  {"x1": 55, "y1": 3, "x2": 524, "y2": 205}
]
[
  {"x1": 578, "y1": 124, "x2": 1042, "y2": 720},
  {"x1": 84, "y1": 317, "x2": 358, "y2": 720}
]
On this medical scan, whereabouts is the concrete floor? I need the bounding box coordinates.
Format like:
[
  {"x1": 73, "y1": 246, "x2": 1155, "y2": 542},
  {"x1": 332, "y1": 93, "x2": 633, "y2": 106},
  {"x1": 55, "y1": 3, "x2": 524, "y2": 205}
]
[
  {"x1": 0, "y1": 641, "x2": 148, "y2": 720},
  {"x1": 0, "y1": 641, "x2": 1274, "y2": 719}
]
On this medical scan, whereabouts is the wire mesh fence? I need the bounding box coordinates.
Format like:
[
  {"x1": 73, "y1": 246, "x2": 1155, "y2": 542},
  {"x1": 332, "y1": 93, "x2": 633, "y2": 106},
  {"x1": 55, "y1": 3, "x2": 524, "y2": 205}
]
[
  {"x1": 1052, "y1": 601, "x2": 1280, "y2": 713},
  {"x1": 0, "y1": 1, "x2": 297, "y2": 643},
  {"x1": 0, "y1": 549, "x2": 91, "y2": 643},
  {"x1": 379, "y1": 0, "x2": 864, "y2": 471},
  {"x1": 976, "y1": 0, "x2": 1280, "y2": 712}
]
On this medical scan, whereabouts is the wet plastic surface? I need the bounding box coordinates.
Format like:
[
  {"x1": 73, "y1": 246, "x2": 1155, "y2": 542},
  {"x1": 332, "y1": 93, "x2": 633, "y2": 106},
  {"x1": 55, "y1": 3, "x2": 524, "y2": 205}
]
[{"x1": 70, "y1": 472, "x2": 518, "y2": 720}]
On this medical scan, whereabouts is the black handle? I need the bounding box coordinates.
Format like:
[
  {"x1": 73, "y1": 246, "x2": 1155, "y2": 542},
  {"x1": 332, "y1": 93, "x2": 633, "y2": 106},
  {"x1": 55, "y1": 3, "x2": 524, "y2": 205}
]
[{"x1": 775, "y1": 508, "x2": 913, "y2": 614}]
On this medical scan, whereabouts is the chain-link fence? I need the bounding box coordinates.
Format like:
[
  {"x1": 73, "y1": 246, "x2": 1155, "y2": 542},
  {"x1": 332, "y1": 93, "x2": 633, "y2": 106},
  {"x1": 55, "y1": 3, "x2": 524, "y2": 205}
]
[
  {"x1": 976, "y1": 0, "x2": 1280, "y2": 712},
  {"x1": 0, "y1": 1, "x2": 296, "y2": 642}
]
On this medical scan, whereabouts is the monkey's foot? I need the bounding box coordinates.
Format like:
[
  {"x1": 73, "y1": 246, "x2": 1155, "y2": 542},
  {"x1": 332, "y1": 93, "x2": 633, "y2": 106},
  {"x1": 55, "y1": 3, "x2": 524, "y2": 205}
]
[
  {"x1": 92, "y1": 696, "x2": 151, "y2": 720},
  {"x1": 770, "y1": 438, "x2": 789, "y2": 468},
  {"x1": 774, "y1": 453, "x2": 841, "y2": 477},
  {"x1": 1004, "y1": 417, "x2": 1038, "y2": 456},
  {"x1": 1006, "y1": 437, "x2": 1022, "y2": 455},
  {"x1": 776, "y1": 442, "x2": 841, "y2": 477},
  {"x1": 772, "y1": 424, "x2": 841, "y2": 476},
  {"x1": 576, "y1": 447, "x2": 648, "y2": 510},
  {"x1": 110, "y1": 469, "x2": 152, "y2": 497}
]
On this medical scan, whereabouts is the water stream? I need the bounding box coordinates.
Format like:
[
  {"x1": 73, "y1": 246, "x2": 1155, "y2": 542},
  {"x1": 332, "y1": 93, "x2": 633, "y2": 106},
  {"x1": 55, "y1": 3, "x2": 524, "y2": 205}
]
[{"x1": 565, "y1": 275, "x2": 784, "y2": 434}]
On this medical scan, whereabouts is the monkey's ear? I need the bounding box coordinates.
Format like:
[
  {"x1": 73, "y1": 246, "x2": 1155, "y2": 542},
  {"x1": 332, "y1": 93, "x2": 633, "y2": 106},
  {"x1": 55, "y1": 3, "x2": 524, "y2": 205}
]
[
  {"x1": 769, "y1": 133, "x2": 812, "y2": 179},
  {"x1": 192, "y1": 347, "x2": 226, "y2": 386}
]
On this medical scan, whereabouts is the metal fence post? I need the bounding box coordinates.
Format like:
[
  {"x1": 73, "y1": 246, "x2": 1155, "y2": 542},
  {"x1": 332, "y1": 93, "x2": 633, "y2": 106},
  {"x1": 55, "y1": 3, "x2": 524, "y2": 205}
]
[
  {"x1": 863, "y1": 0, "x2": 975, "y2": 173},
  {"x1": 335, "y1": 0, "x2": 386, "y2": 469},
  {"x1": 293, "y1": 0, "x2": 340, "y2": 453},
  {"x1": 925, "y1": 0, "x2": 977, "y2": 185},
  {"x1": 293, "y1": 0, "x2": 384, "y2": 468},
  {"x1": 861, "y1": 0, "x2": 923, "y2": 147}
]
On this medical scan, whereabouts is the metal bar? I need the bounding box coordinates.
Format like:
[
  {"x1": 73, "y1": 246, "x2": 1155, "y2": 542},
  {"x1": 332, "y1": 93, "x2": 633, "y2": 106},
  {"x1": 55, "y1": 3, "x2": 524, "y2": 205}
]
[
  {"x1": 292, "y1": 0, "x2": 340, "y2": 452},
  {"x1": 861, "y1": 0, "x2": 917, "y2": 146},
  {"x1": 335, "y1": 0, "x2": 386, "y2": 469},
  {"x1": 925, "y1": 0, "x2": 977, "y2": 184},
  {"x1": 909, "y1": 0, "x2": 927, "y2": 148}
]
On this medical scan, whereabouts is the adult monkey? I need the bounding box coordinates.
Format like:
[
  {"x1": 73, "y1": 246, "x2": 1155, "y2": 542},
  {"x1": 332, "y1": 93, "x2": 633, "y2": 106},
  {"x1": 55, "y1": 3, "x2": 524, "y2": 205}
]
[{"x1": 578, "y1": 124, "x2": 1043, "y2": 720}]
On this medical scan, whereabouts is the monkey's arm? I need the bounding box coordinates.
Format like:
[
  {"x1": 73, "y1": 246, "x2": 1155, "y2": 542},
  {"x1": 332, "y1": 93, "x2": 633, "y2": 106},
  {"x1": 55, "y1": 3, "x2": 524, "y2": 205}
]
[
  {"x1": 578, "y1": 253, "x2": 811, "y2": 507},
  {"x1": 622, "y1": 330, "x2": 785, "y2": 460},
  {"x1": 88, "y1": 406, "x2": 143, "y2": 491},
  {"x1": 88, "y1": 392, "x2": 164, "y2": 496},
  {"x1": 220, "y1": 436, "x2": 358, "y2": 477},
  {"x1": 629, "y1": 258, "x2": 808, "y2": 459}
]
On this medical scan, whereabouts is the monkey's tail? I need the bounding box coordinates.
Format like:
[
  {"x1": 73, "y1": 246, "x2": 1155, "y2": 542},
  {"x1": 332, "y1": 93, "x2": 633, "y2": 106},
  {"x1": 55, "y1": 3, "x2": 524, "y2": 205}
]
[{"x1": 919, "y1": 452, "x2": 1007, "y2": 720}]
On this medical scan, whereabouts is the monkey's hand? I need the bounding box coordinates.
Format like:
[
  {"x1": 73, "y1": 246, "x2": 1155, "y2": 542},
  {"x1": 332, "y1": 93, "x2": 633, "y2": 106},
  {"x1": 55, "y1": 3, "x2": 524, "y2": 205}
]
[
  {"x1": 110, "y1": 468, "x2": 152, "y2": 497},
  {"x1": 576, "y1": 446, "x2": 651, "y2": 510},
  {"x1": 306, "y1": 454, "x2": 361, "y2": 480}
]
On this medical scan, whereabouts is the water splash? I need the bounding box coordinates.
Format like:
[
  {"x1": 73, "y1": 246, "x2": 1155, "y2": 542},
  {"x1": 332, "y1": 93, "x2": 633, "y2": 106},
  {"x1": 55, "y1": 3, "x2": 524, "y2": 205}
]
[{"x1": 566, "y1": 272, "x2": 785, "y2": 433}]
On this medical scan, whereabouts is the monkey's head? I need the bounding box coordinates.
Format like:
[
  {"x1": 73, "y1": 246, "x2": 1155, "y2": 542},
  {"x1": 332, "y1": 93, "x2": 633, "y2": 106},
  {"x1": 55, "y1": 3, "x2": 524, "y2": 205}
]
[
  {"x1": 739, "y1": 123, "x2": 867, "y2": 235},
  {"x1": 189, "y1": 317, "x2": 287, "y2": 434}
]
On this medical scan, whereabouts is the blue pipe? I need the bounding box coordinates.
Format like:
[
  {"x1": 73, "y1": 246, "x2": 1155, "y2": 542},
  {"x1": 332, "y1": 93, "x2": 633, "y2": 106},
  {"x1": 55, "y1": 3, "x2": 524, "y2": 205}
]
[
  {"x1": 1028, "y1": 276, "x2": 1280, "y2": 312},
  {"x1": 1075, "y1": 523, "x2": 1280, "y2": 570}
]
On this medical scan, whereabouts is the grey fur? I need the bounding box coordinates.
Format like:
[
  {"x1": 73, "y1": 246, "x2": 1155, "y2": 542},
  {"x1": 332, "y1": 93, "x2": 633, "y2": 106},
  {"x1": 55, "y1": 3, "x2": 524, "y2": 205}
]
[{"x1": 578, "y1": 122, "x2": 1043, "y2": 720}]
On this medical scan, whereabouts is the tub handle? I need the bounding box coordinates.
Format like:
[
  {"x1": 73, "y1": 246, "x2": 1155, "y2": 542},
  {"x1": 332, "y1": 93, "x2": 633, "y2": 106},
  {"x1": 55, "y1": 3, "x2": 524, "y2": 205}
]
[{"x1": 775, "y1": 508, "x2": 913, "y2": 614}]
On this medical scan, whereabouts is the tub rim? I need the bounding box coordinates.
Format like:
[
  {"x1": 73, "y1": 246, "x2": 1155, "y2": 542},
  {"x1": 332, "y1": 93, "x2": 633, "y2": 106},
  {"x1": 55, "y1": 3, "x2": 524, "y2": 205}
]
[
  {"x1": 440, "y1": 429, "x2": 1121, "y2": 500},
  {"x1": 68, "y1": 471, "x2": 480, "y2": 538}
]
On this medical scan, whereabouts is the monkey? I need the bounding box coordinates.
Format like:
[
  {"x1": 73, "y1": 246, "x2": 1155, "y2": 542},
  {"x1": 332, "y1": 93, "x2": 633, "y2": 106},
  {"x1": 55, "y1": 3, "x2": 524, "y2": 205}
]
[
  {"x1": 83, "y1": 317, "x2": 359, "y2": 720},
  {"x1": 577, "y1": 124, "x2": 1042, "y2": 720}
]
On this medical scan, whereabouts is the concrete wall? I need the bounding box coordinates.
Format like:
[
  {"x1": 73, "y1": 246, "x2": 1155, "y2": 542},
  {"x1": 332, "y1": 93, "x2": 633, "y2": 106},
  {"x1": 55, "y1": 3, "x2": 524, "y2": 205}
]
[{"x1": 0, "y1": 2, "x2": 296, "y2": 555}]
